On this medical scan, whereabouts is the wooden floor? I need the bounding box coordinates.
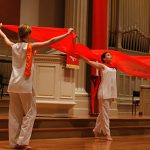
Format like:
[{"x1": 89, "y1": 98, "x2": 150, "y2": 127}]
[{"x1": 0, "y1": 135, "x2": 150, "y2": 150}]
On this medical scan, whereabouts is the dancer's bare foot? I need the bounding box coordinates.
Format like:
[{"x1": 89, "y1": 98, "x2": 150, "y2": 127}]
[
  {"x1": 106, "y1": 135, "x2": 113, "y2": 141},
  {"x1": 93, "y1": 130, "x2": 99, "y2": 138}
]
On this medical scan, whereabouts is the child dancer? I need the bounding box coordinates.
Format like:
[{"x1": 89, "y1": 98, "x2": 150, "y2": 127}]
[
  {"x1": 80, "y1": 52, "x2": 117, "y2": 141},
  {"x1": 0, "y1": 23, "x2": 73, "y2": 149}
]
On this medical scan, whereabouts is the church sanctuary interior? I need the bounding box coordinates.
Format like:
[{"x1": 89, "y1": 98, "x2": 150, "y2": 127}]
[{"x1": 0, "y1": 0, "x2": 150, "y2": 149}]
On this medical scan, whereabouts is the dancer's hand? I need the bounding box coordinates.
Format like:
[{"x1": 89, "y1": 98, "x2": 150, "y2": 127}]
[
  {"x1": 67, "y1": 28, "x2": 74, "y2": 35},
  {"x1": 0, "y1": 23, "x2": 2, "y2": 29}
]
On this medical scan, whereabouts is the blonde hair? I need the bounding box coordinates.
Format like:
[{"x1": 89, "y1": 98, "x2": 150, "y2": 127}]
[{"x1": 18, "y1": 24, "x2": 32, "y2": 41}]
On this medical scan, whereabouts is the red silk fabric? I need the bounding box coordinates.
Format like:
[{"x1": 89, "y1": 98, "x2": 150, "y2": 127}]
[
  {"x1": 75, "y1": 44, "x2": 150, "y2": 78},
  {"x1": 3, "y1": 25, "x2": 76, "y2": 56},
  {"x1": 2, "y1": 25, "x2": 150, "y2": 79}
]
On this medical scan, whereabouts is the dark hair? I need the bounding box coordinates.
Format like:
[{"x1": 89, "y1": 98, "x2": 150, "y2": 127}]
[
  {"x1": 101, "y1": 52, "x2": 109, "y2": 63},
  {"x1": 18, "y1": 24, "x2": 32, "y2": 41}
]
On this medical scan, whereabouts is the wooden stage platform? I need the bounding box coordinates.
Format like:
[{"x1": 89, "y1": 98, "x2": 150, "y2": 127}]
[{"x1": 1, "y1": 114, "x2": 150, "y2": 141}]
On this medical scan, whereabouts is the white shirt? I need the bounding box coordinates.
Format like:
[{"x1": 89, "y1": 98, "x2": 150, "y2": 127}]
[
  {"x1": 8, "y1": 42, "x2": 34, "y2": 93},
  {"x1": 98, "y1": 65, "x2": 117, "y2": 99}
]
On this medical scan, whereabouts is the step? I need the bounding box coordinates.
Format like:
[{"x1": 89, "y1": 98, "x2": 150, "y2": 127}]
[
  {"x1": 1, "y1": 117, "x2": 150, "y2": 129},
  {"x1": 1, "y1": 125, "x2": 150, "y2": 140},
  {"x1": 0, "y1": 99, "x2": 9, "y2": 114},
  {"x1": 1, "y1": 116, "x2": 150, "y2": 140}
]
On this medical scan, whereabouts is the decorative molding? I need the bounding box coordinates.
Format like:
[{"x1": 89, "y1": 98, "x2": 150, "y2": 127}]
[
  {"x1": 34, "y1": 54, "x2": 66, "y2": 64},
  {"x1": 36, "y1": 100, "x2": 76, "y2": 105}
]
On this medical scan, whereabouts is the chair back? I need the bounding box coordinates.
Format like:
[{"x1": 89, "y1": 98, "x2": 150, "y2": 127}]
[{"x1": 133, "y1": 91, "x2": 140, "y2": 97}]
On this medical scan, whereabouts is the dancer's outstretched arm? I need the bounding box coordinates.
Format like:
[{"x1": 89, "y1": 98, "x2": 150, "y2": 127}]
[
  {"x1": 0, "y1": 23, "x2": 14, "y2": 47},
  {"x1": 32, "y1": 28, "x2": 73, "y2": 50},
  {"x1": 80, "y1": 55, "x2": 104, "y2": 69}
]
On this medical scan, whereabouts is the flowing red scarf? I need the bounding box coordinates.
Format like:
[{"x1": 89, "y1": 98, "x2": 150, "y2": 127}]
[
  {"x1": 3, "y1": 25, "x2": 76, "y2": 56},
  {"x1": 2, "y1": 25, "x2": 150, "y2": 79},
  {"x1": 74, "y1": 44, "x2": 150, "y2": 78}
]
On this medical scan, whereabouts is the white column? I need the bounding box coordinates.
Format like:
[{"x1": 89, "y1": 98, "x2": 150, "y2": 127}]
[
  {"x1": 20, "y1": 0, "x2": 39, "y2": 25},
  {"x1": 65, "y1": 0, "x2": 88, "y2": 96},
  {"x1": 65, "y1": 0, "x2": 89, "y2": 116}
]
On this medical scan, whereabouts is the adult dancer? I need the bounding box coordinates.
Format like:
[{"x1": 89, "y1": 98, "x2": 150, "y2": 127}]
[{"x1": 0, "y1": 23, "x2": 73, "y2": 149}]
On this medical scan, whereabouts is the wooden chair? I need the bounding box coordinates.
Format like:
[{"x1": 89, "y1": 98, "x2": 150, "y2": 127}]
[{"x1": 132, "y1": 91, "x2": 140, "y2": 115}]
